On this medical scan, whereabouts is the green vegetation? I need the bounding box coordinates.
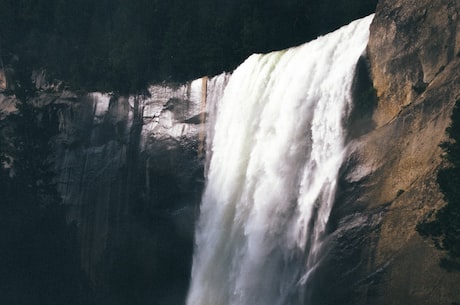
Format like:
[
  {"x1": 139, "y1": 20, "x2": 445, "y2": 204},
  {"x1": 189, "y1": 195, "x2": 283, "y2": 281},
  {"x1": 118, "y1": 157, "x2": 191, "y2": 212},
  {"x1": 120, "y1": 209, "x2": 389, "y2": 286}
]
[
  {"x1": 0, "y1": 0, "x2": 378, "y2": 94},
  {"x1": 417, "y1": 100, "x2": 460, "y2": 261}
]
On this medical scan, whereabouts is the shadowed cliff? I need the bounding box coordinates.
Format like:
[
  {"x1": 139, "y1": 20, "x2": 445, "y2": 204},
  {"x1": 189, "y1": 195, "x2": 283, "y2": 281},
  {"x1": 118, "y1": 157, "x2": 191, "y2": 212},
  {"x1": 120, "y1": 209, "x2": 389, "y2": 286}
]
[{"x1": 1, "y1": 0, "x2": 460, "y2": 304}]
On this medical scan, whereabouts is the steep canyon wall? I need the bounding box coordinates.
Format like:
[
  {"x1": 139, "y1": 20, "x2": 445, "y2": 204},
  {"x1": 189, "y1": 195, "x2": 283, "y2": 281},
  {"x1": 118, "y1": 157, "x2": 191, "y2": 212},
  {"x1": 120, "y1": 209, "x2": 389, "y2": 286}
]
[
  {"x1": 0, "y1": 75, "x2": 228, "y2": 304},
  {"x1": 316, "y1": 1, "x2": 460, "y2": 304},
  {"x1": 1, "y1": 0, "x2": 460, "y2": 304}
]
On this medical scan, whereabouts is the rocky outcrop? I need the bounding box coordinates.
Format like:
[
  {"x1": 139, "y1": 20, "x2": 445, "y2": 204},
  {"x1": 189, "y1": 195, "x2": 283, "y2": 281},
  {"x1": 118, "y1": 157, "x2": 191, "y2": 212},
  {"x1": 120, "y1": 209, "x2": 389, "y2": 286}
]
[
  {"x1": 347, "y1": 60, "x2": 460, "y2": 305},
  {"x1": 0, "y1": 67, "x2": 16, "y2": 92},
  {"x1": 0, "y1": 74, "x2": 229, "y2": 304},
  {"x1": 2, "y1": 1, "x2": 459, "y2": 303},
  {"x1": 52, "y1": 81, "x2": 211, "y2": 304},
  {"x1": 0, "y1": 69, "x2": 6, "y2": 90},
  {"x1": 368, "y1": 0, "x2": 460, "y2": 127},
  {"x1": 316, "y1": 1, "x2": 460, "y2": 305}
]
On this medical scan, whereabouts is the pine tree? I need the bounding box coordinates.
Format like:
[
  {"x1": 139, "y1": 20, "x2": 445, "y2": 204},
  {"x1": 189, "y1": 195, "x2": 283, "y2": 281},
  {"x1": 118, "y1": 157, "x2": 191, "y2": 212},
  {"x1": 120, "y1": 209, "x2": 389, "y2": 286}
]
[
  {"x1": 417, "y1": 100, "x2": 460, "y2": 261},
  {"x1": 0, "y1": 97, "x2": 94, "y2": 304}
]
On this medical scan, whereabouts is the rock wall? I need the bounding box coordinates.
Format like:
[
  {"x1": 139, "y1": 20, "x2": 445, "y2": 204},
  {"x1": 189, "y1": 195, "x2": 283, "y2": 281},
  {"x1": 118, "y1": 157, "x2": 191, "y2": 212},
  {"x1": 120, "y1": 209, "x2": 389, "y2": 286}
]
[
  {"x1": 313, "y1": 1, "x2": 460, "y2": 305},
  {"x1": 2, "y1": 2, "x2": 459, "y2": 303},
  {"x1": 52, "y1": 81, "x2": 211, "y2": 304},
  {"x1": 368, "y1": 0, "x2": 460, "y2": 127},
  {"x1": 0, "y1": 69, "x2": 6, "y2": 90},
  {"x1": 0, "y1": 74, "x2": 228, "y2": 304}
]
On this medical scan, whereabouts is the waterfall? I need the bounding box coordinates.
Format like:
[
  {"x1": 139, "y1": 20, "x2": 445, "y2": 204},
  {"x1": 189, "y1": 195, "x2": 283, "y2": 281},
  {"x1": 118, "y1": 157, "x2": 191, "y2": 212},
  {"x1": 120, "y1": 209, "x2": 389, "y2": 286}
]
[{"x1": 187, "y1": 15, "x2": 374, "y2": 305}]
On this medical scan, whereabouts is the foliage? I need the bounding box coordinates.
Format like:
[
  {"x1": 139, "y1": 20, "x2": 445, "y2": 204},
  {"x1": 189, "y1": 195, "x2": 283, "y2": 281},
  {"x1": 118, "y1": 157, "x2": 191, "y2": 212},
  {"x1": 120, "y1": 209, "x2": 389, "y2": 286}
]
[
  {"x1": 0, "y1": 96, "x2": 94, "y2": 304},
  {"x1": 417, "y1": 100, "x2": 460, "y2": 259},
  {"x1": 0, "y1": 0, "x2": 378, "y2": 94}
]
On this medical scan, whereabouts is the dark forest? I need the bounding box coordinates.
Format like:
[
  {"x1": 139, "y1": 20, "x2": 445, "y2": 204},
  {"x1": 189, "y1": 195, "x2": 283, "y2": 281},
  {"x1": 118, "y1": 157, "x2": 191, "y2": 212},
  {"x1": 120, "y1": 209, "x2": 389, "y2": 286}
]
[{"x1": 0, "y1": 0, "x2": 377, "y2": 93}]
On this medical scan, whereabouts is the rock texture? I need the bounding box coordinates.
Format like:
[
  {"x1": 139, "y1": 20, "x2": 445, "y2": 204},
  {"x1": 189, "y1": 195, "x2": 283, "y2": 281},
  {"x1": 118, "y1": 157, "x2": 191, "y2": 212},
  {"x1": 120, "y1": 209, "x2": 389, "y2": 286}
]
[
  {"x1": 315, "y1": 1, "x2": 460, "y2": 305},
  {"x1": 0, "y1": 74, "x2": 228, "y2": 305},
  {"x1": 368, "y1": 0, "x2": 460, "y2": 127},
  {"x1": 52, "y1": 82, "x2": 210, "y2": 304},
  {"x1": 0, "y1": 69, "x2": 6, "y2": 90},
  {"x1": 2, "y1": 1, "x2": 460, "y2": 303}
]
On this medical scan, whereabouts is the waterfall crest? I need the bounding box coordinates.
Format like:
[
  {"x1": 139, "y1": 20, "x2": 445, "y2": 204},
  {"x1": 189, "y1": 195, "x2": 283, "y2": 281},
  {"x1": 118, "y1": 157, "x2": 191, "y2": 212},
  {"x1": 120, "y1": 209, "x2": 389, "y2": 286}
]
[{"x1": 187, "y1": 15, "x2": 374, "y2": 305}]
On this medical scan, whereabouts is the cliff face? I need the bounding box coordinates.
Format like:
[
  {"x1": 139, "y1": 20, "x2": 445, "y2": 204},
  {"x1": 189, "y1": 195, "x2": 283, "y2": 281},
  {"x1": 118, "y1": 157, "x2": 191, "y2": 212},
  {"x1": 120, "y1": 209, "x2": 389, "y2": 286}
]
[
  {"x1": 2, "y1": 1, "x2": 459, "y2": 303},
  {"x1": 314, "y1": 1, "x2": 460, "y2": 304},
  {"x1": 0, "y1": 70, "x2": 6, "y2": 90},
  {"x1": 53, "y1": 81, "x2": 216, "y2": 304},
  {"x1": 368, "y1": 0, "x2": 460, "y2": 127},
  {"x1": 0, "y1": 75, "x2": 227, "y2": 304}
]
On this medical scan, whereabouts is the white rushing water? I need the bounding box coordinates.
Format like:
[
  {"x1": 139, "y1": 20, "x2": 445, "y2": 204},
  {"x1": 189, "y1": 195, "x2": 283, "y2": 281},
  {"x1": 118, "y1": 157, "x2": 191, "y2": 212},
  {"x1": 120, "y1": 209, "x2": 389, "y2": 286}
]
[{"x1": 187, "y1": 15, "x2": 374, "y2": 305}]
